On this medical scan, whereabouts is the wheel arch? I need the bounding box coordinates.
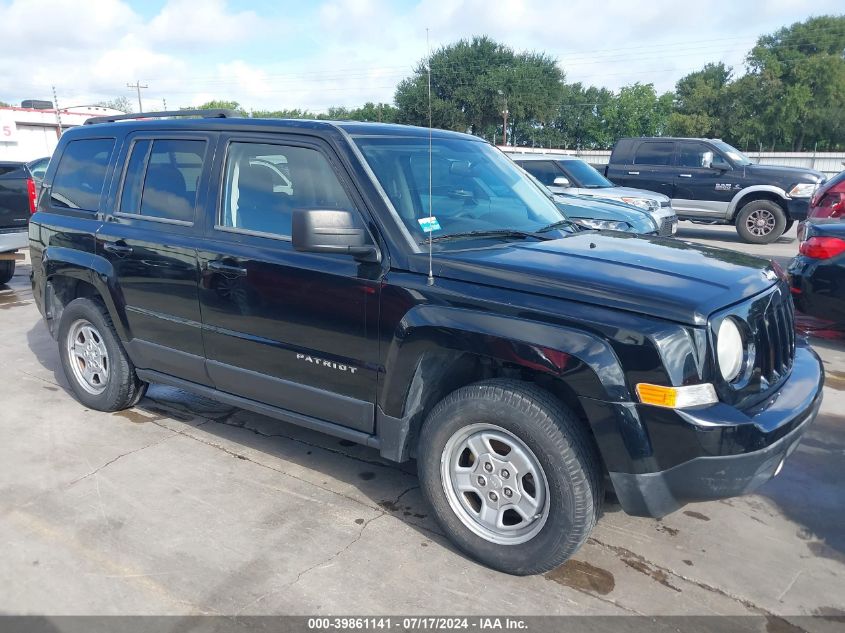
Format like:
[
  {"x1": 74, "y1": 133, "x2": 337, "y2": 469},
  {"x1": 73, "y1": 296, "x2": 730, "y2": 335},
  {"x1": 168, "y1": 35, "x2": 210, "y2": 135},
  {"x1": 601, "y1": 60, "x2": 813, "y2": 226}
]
[
  {"x1": 727, "y1": 186, "x2": 788, "y2": 220},
  {"x1": 376, "y1": 305, "x2": 628, "y2": 462}
]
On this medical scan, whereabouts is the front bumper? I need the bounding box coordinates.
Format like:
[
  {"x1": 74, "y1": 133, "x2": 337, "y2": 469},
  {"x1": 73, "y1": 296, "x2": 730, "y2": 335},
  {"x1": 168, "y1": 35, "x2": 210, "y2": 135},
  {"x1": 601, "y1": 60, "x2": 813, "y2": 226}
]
[
  {"x1": 786, "y1": 197, "x2": 811, "y2": 221},
  {"x1": 0, "y1": 229, "x2": 28, "y2": 253},
  {"x1": 601, "y1": 344, "x2": 823, "y2": 517}
]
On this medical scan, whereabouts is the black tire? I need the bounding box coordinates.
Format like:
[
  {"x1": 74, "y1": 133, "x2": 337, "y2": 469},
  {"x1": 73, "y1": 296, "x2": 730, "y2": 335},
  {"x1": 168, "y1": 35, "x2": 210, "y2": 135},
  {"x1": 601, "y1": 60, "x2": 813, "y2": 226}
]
[
  {"x1": 58, "y1": 297, "x2": 147, "y2": 411},
  {"x1": 735, "y1": 200, "x2": 787, "y2": 244},
  {"x1": 417, "y1": 379, "x2": 603, "y2": 575},
  {"x1": 0, "y1": 260, "x2": 14, "y2": 285}
]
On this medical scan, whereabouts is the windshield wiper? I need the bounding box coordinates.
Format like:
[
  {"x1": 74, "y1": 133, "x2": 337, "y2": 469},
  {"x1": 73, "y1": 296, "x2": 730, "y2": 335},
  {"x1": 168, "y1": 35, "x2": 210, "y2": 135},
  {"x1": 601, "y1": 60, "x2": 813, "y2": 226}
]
[{"x1": 419, "y1": 229, "x2": 553, "y2": 244}]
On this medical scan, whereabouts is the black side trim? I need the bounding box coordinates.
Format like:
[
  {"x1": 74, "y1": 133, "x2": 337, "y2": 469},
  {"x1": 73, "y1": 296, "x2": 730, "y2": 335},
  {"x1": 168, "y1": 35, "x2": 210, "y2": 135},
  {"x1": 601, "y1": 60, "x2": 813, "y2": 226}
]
[
  {"x1": 135, "y1": 369, "x2": 381, "y2": 451},
  {"x1": 125, "y1": 339, "x2": 212, "y2": 387},
  {"x1": 205, "y1": 360, "x2": 375, "y2": 433}
]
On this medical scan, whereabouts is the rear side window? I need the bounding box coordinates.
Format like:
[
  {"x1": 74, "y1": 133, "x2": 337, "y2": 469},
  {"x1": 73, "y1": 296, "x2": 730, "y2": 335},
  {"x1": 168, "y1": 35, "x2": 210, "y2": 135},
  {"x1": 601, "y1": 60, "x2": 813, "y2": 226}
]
[
  {"x1": 119, "y1": 139, "x2": 207, "y2": 223},
  {"x1": 633, "y1": 142, "x2": 674, "y2": 166},
  {"x1": 518, "y1": 161, "x2": 561, "y2": 187},
  {"x1": 51, "y1": 138, "x2": 115, "y2": 211},
  {"x1": 220, "y1": 142, "x2": 355, "y2": 238}
]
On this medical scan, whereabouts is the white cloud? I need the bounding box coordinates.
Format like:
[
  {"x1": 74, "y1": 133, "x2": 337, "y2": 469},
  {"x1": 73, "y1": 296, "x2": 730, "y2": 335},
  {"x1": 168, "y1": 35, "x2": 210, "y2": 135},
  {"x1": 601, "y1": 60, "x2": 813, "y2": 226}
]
[{"x1": 0, "y1": 0, "x2": 842, "y2": 113}]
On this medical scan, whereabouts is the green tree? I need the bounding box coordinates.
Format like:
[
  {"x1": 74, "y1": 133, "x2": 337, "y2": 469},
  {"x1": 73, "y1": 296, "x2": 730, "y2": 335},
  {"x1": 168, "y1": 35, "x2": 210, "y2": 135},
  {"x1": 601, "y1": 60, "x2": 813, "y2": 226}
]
[
  {"x1": 604, "y1": 83, "x2": 672, "y2": 141},
  {"x1": 96, "y1": 96, "x2": 134, "y2": 113},
  {"x1": 193, "y1": 100, "x2": 248, "y2": 115},
  {"x1": 667, "y1": 62, "x2": 732, "y2": 137},
  {"x1": 394, "y1": 35, "x2": 563, "y2": 137}
]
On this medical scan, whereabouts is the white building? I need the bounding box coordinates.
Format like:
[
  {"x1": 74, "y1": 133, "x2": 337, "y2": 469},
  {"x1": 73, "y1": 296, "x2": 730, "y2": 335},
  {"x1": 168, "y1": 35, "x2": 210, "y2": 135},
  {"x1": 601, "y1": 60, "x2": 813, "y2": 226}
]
[{"x1": 0, "y1": 105, "x2": 124, "y2": 162}]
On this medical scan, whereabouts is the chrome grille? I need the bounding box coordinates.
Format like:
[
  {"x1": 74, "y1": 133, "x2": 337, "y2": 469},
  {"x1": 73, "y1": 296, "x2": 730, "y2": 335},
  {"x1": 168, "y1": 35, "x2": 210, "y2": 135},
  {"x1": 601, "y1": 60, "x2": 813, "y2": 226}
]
[{"x1": 658, "y1": 218, "x2": 675, "y2": 236}]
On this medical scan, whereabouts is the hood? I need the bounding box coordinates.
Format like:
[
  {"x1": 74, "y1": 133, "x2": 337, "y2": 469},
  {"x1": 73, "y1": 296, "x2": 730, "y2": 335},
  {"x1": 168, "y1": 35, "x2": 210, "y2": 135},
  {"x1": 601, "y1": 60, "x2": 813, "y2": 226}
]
[
  {"x1": 554, "y1": 194, "x2": 656, "y2": 234},
  {"x1": 583, "y1": 186, "x2": 670, "y2": 203},
  {"x1": 744, "y1": 163, "x2": 825, "y2": 183},
  {"x1": 428, "y1": 232, "x2": 778, "y2": 325}
]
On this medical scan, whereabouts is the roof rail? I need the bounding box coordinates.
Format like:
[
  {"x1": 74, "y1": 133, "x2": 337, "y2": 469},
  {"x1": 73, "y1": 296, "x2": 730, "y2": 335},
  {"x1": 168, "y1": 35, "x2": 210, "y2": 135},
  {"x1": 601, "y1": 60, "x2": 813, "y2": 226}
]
[{"x1": 84, "y1": 109, "x2": 240, "y2": 125}]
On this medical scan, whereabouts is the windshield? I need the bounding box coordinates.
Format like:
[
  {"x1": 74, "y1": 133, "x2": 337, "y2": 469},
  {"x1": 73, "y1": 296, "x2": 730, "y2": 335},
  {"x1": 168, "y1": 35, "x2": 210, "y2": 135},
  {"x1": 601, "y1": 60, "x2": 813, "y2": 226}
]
[
  {"x1": 353, "y1": 136, "x2": 567, "y2": 244},
  {"x1": 711, "y1": 140, "x2": 752, "y2": 166},
  {"x1": 559, "y1": 159, "x2": 613, "y2": 188}
]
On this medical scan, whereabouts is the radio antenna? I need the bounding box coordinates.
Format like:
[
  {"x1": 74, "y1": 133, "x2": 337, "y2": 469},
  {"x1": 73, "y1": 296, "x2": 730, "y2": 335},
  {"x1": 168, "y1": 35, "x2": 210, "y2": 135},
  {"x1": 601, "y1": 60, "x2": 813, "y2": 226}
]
[{"x1": 426, "y1": 27, "x2": 434, "y2": 286}]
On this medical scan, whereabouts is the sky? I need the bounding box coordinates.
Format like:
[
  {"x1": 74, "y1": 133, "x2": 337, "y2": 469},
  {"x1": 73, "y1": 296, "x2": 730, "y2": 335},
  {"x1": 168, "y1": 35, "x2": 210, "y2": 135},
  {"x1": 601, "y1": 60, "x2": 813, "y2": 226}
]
[{"x1": 0, "y1": 0, "x2": 842, "y2": 113}]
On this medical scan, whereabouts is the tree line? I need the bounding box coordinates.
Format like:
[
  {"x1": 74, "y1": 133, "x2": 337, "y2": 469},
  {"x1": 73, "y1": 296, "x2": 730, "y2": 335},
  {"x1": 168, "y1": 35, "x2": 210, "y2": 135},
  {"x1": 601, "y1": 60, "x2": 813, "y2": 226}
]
[{"x1": 107, "y1": 14, "x2": 845, "y2": 152}]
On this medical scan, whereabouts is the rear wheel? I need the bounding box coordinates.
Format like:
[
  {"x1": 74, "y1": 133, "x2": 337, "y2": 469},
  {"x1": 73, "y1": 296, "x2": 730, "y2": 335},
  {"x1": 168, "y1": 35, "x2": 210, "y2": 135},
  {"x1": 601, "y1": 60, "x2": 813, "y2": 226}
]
[
  {"x1": 0, "y1": 260, "x2": 15, "y2": 285},
  {"x1": 735, "y1": 200, "x2": 787, "y2": 244},
  {"x1": 58, "y1": 298, "x2": 147, "y2": 411},
  {"x1": 417, "y1": 379, "x2": 603, "y2": 575}
]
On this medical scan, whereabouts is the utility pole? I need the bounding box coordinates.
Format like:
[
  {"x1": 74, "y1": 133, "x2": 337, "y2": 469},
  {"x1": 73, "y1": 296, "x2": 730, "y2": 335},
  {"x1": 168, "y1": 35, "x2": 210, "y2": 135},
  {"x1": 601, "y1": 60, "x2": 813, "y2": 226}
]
[
  {"x1": 127, "y1": 80, "x2": 148, "y2": 113},
  {"x1": 162, "y1": 98, "x2": 167, "y2": 111},
  {"x1": 497, "y1": 89, "x2": 508, "y2": 146},
  {"x1": 51, "y1": 85, "x2": 62, "y2": 138}
]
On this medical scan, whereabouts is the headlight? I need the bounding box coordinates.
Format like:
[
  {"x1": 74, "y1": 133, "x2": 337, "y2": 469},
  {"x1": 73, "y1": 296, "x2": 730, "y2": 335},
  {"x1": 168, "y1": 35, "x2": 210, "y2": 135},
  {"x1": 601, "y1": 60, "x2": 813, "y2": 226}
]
[
  {"x1": 788, "y1": 183, "x2": 817, "y2": 198},
  {"x1": 576, "y1": 218, "x2": 631, "y2": 231},
  {"x1": 620, "y1": 196, "x2": 656, "y2": 211},
  {"x1": 717, "y1": 317, "x2": 744, "y2": 382}
]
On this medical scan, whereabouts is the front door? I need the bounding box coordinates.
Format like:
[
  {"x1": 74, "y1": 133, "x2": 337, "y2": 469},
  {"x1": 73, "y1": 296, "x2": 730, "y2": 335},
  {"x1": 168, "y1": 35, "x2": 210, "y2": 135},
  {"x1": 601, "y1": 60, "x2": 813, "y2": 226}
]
[
  {"x1": 197, "y1": 134, "x2": 381, "y2": 433},
  {"x1": 672, "y1": 141, "x2": 735, "y2": 217},
  {"x1": 97, "y1": 133, "x2": 214, "y2": 385}
]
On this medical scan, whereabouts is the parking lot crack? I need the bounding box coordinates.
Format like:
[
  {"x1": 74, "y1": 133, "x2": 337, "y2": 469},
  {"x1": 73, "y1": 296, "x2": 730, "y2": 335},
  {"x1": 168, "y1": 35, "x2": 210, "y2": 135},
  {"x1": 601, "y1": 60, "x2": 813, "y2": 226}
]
[{"x1": 68, "y1": 433, "x2": 177, "y2": 486}]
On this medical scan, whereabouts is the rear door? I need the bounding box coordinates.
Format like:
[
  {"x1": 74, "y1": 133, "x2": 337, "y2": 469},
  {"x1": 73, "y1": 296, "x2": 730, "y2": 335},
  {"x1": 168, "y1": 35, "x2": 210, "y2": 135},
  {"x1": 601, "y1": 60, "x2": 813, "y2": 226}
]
[
  {"x1": 97, "y1": 132, "x2": 214, "y2": 384},
  {"x1": 196, "y1": 133, "x2": 381, "y2": 433},
  {"x1": 672, "y1": 141, "x2": 734, "y2": 218},
  {"x1": 615, "y1": 140, "x2": 676, "y2": 197}
]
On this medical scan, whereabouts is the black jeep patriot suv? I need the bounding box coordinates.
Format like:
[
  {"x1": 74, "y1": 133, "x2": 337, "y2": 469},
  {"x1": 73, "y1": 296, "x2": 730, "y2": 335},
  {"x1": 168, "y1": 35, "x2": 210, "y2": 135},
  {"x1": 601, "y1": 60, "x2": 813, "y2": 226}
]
[{"x1": 30, "y1": 111, "x2": 823, "y2": 575}]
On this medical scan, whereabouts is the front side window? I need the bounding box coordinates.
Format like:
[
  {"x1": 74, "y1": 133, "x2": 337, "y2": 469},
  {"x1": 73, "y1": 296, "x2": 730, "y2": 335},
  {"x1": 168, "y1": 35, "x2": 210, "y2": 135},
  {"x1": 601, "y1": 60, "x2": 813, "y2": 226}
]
[
  {"x1": 633, "y1": 142, "x2": 674, "y2": 166},
  {"x1": 220, "y1": 142, "x2": 356, "y2": 238},
  {"x1": 518, "y1": 161, "x2": 561, "y2": 187},
  {"x1": 119, "y1": 139, "x2": 206, "y2": 222},
  {"x1": 51, "y1": 138, "x2": 115, "y2": 211},
  {"x1": 677, "y1": 142, "x2": 716, "y2": 168},
  {"x1": 354, "y1": 136, "x2": 565, "y2": 244},
  {"x1": 557, "y1": 160, "x2": 613, "y2": 188}
]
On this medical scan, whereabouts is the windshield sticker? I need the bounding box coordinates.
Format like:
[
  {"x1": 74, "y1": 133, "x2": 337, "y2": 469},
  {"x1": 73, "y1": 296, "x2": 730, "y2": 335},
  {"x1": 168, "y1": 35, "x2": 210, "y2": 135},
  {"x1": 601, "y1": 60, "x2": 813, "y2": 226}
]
[{"x1": 418, "y1": 216, "x2": 442, "y2": 233}]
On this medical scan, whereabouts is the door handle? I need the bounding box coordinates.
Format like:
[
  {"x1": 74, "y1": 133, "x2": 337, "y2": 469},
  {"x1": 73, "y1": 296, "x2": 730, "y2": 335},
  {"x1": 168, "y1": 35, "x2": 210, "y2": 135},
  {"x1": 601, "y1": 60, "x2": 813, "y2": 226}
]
[
  {"x1": 207, "y1": 260, "x2": 248, "y2": 277},
  {"x1": 627, "y1": 171, "x2": 640, "y2": 175},
  {"x1": 679, "y1": 174, "x2": 692, "y2": 178},
  {"x1": 103, "y1": 242, "x2": 133, "y2": 256}
]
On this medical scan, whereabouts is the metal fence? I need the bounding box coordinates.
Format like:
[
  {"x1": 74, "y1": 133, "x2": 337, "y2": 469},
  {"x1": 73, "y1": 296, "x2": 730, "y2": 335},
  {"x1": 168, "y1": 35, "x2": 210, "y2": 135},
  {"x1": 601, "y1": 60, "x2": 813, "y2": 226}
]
[{"x1": 503, "y1": 146, "x2": 845, "y2": 178}]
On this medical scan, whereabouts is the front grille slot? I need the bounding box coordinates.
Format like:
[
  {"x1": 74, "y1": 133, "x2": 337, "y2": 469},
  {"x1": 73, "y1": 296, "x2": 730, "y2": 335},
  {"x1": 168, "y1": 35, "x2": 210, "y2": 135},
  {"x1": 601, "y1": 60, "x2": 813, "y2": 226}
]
[
  {"x1": 659, "y1": 218, "x2": 674, "y2": 236},
  {"x1": 754, "y1": 286, "x2": 795, "y2": 386}
]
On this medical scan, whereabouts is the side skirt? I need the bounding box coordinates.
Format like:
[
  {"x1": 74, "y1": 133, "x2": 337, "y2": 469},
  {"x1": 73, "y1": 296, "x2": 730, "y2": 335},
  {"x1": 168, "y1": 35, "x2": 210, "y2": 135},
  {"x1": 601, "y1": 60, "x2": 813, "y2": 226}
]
[{"x1": 135, "y1": 368, "x2": 383, "y2": 453}]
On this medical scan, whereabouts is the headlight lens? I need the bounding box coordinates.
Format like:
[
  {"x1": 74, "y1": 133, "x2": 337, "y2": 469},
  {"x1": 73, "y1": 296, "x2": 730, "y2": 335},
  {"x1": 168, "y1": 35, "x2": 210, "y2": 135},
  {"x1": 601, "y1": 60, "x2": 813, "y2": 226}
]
[
  {"x1": 788, "y1": 182, "x2": 818, "y2": 198},
  {"x1": 576, "y1": 218, "x2": 631, "y2": 231},
  {"x1": 717, "y1": 317, "x2": 744, "y2": 382},
  {"x1": 620, "y1": 196, "x2": 655, "y2": 210}
]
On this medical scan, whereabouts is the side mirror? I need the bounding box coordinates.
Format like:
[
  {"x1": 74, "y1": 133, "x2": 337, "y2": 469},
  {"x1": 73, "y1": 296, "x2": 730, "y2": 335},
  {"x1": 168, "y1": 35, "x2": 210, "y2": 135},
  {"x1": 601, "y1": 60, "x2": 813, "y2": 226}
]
[
  {"x1": 553, "y1": 176, "x2": 571, "y2": 187},
  {"x1": 292, "y1": 209, "x2": 380, "y2": 263},
  {"x1": 710, "y1": 157, "x2": 730, "y2": 171}
]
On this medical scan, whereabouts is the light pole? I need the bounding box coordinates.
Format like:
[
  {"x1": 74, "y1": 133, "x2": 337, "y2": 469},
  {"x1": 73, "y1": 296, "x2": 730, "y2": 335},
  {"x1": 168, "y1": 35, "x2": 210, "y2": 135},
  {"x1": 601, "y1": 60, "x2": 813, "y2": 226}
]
[{"x1": 497, "y1": 89, "x2": 508, "y2": 146}]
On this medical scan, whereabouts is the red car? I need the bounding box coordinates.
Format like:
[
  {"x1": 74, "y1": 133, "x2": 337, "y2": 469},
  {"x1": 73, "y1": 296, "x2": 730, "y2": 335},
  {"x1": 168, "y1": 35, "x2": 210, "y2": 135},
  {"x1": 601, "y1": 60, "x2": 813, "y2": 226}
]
[{"x1": 798, "y1": 169, "x2": 845, "y2": 240}]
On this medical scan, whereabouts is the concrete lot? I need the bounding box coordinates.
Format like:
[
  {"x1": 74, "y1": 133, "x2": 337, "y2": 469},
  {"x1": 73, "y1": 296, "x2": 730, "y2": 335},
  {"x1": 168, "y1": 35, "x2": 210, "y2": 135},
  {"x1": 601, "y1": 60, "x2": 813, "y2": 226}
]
[{"x1": 0, "y1": 223, "x2": 843, "y2": 621}]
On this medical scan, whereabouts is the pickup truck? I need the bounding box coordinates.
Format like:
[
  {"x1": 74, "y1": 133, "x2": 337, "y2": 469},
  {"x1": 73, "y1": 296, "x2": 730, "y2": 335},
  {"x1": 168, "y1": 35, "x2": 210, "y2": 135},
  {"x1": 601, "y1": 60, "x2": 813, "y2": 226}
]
[
  {"x1": 29, "y1": 112, "x2": 823, "y2": 575},
  {"x1": 0, "y1": 159, "x2": 41, "y2": 283},
  {"x1": 605, "y1": 137, "x2": 825, "y2": 243}
]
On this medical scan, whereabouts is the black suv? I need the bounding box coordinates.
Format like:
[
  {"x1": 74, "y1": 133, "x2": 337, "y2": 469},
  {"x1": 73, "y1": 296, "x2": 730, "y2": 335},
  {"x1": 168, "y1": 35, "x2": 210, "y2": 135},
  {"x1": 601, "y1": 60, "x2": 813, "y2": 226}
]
[
  {"x1": 605, "y1": 137, "x2": 826, "y2": 243},
  {"x1": 29, "y1": 112, "x2": 823, "y2": 575}
]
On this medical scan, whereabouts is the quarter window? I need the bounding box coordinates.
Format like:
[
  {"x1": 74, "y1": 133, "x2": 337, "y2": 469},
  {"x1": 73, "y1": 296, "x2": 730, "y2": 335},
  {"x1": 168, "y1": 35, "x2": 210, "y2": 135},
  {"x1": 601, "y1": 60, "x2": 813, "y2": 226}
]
[
  {"x1": 220, "y1": 142, "x2": 356, "y2": 238},
  {"x1": 633, "y1": 142, "x2": 674, "y2": 166},
  {"x1": 51, "y1": 138, "x2": 115, "y2": 211},
  {"x1": 119, "y1": 139, "x2": 206, "y2": 222}
]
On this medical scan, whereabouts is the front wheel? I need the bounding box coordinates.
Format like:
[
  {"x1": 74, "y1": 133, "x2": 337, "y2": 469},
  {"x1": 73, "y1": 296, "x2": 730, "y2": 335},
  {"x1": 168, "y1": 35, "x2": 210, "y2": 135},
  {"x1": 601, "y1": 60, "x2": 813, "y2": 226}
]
[
  {"x1": 417, "y1": 379, "x2": 603, "y2": 575},
  {"x1": 735, "y1": 200, "x2": 787, "y2": 244}
]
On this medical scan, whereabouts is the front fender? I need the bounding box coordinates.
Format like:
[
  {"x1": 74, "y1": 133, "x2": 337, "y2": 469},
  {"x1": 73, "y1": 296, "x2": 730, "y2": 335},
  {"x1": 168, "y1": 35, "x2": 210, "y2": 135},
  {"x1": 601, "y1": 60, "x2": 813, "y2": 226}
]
[
  {"x1": 380, "y1": 305, "x2": 629, "y2": 417},
  {"x1": 727, "y1": 185, "x2": 788, "y2": 218}
]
